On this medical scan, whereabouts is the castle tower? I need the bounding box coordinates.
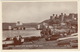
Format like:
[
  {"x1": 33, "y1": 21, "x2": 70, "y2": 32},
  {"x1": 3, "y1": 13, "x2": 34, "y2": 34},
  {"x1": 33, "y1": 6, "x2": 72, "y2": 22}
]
[{"x1": 61, "y1": 13, "x2": 64, "y2": 23}]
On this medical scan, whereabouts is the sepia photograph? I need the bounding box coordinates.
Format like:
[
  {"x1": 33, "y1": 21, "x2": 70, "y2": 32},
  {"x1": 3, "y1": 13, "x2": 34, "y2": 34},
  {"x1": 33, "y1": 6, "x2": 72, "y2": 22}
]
[{"x1": 2, "y1": 2, "x2": 78, "y2": 49}]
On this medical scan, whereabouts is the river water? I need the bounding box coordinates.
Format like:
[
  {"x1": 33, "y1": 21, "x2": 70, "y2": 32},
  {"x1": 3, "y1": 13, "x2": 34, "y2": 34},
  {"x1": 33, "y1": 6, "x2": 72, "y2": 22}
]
[{"x1": 3, "y1": 29, "x2": 41, "y2": 40}]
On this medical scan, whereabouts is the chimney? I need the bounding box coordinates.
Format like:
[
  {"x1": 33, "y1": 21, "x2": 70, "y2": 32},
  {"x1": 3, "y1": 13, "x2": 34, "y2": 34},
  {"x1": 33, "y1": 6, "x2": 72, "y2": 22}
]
[{"x1": 50, "y1": 16, "x2": 53, "y2": 20}]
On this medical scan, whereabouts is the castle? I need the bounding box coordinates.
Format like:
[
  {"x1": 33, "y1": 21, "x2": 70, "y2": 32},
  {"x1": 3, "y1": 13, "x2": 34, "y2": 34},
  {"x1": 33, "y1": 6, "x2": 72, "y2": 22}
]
[{"x1": 37, "y1": 13, "x2": 77, "y2": 31}]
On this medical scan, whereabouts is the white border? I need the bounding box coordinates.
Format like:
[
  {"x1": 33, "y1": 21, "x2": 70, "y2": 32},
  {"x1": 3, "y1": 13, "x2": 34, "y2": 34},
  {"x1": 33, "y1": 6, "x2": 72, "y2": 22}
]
[{"x1": 0, "y1": 0, "x2": 79, "y2": 52}]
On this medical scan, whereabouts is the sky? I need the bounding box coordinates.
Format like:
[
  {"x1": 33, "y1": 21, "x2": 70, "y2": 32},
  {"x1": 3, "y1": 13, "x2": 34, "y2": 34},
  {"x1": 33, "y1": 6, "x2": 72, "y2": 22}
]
[{"x1": 2, "y1": 2, "x2": 77, "y2": 23}]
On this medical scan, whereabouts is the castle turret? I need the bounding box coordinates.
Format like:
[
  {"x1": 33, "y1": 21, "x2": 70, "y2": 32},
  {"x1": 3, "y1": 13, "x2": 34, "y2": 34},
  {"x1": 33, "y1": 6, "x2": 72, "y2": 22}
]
[{"x1": 61, "y1": 13, "x2": 64, "y2": 23}]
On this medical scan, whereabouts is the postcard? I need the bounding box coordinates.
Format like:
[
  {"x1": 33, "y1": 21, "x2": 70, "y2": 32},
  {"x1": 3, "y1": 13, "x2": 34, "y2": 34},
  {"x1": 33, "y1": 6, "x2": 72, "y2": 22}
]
[{"x1": 0, "y1": 0, "x2": 80, "y2": 52}]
